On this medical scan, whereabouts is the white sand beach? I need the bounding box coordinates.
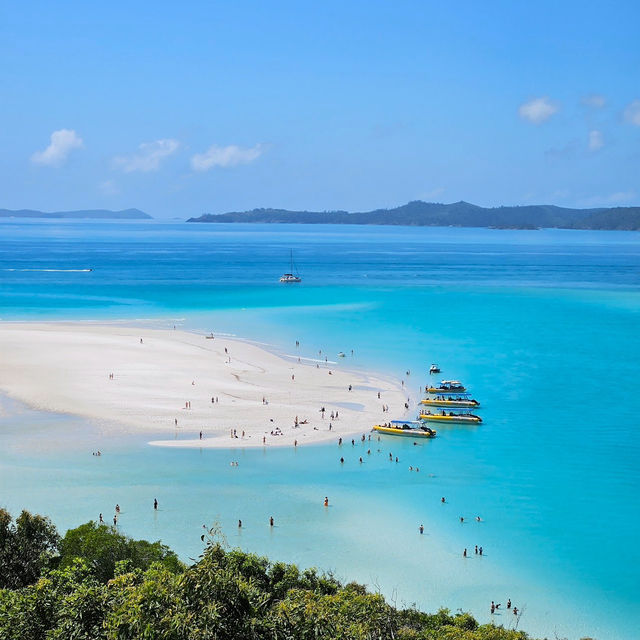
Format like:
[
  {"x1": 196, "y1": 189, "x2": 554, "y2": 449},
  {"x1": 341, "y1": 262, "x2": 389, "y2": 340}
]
[{"x1": 0, "y1": 323, "x2": 409, "y2": 448}]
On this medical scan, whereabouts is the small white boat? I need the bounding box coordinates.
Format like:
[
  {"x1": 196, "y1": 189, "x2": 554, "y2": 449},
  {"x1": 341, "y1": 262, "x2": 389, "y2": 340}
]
[
  {"x1": 337, "y1": 352, "x2": 346, "y2": 358},
  {"x1": 279, "y1": 250, "x2": 301, "y2": 283},
  {"x1": 429, "y1": 364, "x2": 440, "y2": 374}
]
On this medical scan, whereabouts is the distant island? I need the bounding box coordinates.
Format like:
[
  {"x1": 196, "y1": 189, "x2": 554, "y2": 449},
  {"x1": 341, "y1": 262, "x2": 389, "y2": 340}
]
[
  {"x1": 0, "y1": 208, "x2": 151, "y2": 219},
  {"x1": 188, "y1": 200, "x2": 640, "y2": 231}
]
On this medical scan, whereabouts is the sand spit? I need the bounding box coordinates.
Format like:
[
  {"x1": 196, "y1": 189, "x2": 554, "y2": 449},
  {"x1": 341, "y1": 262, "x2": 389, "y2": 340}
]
[{"x1": 0, "y1": 323, "x2": 409, "y2": 449}]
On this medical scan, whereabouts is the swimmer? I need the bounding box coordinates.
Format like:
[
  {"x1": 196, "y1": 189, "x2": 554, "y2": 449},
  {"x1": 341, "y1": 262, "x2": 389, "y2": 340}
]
[
  {"x1": 324, "y1": 497, "x2": 329, "y2": 507},
  {"x1": 359, "y1": 457, "x2": 363, "y2": 463},
  {"x1": 460, "y1": 516, "x2": 464, "y2": 523},
  {"x1": 340, "y1": 457, "x2": 344, "y2": 463},
  {"x1": 419, "y1": 524, "x2": 424, "y2": 534},
  {"x1": 441, "y1": 497, "x2": 446, "y2": 503}
]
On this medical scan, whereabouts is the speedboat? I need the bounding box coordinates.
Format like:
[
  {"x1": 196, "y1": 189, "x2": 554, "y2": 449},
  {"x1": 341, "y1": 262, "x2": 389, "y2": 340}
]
[
  {"x1": 421, "y1": 396, "x2": 480, "y2": 408},
  {"x1": 373, "y1": 420, "x2": 436, "y2": 438},
  {"x1": 429, "y1": 364, "x2": 440, "y2": 374},
  {"x1": 426, "y1": 380, "x2": 467, "y2": 393},
  {"x1": 419, "y1": 411, "x2": 482, "y2": 424},
  {"x1": 337, "y1": 352, "x2": 346, "y2": 358}
]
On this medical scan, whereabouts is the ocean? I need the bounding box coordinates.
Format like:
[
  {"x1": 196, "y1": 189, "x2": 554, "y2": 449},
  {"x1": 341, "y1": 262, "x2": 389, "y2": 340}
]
[{"x1": 1, "y1": 220, "x2": 639, "y2": 639}]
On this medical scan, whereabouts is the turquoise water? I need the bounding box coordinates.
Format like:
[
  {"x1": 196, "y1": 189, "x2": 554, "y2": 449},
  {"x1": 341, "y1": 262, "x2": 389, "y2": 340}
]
[{"x1": 1, "y1": 220, "x2": 639, "y2": 639}]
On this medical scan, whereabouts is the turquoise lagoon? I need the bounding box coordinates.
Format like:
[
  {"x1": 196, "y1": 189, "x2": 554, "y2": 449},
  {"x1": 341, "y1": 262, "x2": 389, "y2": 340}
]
[{"x1": 1, "y1": 221, "x2": 639, "y2": 639}]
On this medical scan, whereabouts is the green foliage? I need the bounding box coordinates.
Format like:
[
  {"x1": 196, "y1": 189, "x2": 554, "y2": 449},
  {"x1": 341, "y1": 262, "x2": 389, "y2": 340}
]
[
  {"x1": 0, "y1": 508, "x2": 59, "y2": 589},
  {"x1": 59, "y1": 521, "x2": 183, "y2": 582},
  {"x1": 0, "y1": 510, "x2": 545, "y2": 640}
]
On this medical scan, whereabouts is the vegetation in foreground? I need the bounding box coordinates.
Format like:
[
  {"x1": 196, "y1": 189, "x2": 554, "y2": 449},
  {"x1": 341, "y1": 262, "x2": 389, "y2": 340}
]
[{"x1": 0, "y1": 509, "x2": 590, "y2": 640}]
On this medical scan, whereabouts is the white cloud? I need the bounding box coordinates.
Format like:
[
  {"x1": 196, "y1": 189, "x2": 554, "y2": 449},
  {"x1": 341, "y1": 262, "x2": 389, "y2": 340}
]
[
  {"x1": 191, "y1": 143, "x2": 264, "y2": 171},
  {"x1": 606, "y1": 190, "x2": 636, "y2": 203},
  {"x1": 99, "y1": 179, "x2": 119, "y2": 195},
  {"x1": 518, "y1": 97, "x2": 559, "y2": 124},
  {"x1": 31, "y1": 129, "x2": 83, "y2": 167},
  {"x1": 113, "y1": 139, "x2": 179, "y2": 173},
  {"x1": 588, "y1": 129, "x2": 604, "y2": 151},
  {"x1": 623, "y1": 100, "x2": 640, "y2": 126},
  {"x1": 582, "y1": 94, "x2": 606, "y2": 109}
]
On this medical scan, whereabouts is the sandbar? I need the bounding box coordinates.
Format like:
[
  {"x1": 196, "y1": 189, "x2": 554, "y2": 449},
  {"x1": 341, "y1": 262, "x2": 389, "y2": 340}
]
[{"x1": 0, "y1": 322, "x2": 409, "y2": 449}]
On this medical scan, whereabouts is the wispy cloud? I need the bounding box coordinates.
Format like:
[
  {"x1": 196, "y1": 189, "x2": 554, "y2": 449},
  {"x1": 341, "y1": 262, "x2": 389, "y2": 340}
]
[
  {"x1": 191, "y1": 143, "x2": 264, "y2": 172},
  {"x1": 606, "y1": 190, "x2": 636, "y2": 203},
  {"x1": 420, "y1": 187, "x2": 445, "y2": 201},
  {"x1": 113, "y1": 139, "x2": 179, "y2": 173},
  {"x1": 518, "y1": 97, "x2": 559, "y2": 124},
  {"x1": 588, "y1": 129, "x2": 604, "y2": 151},
  {"x1": 99, "y1": 179, "x2": 119, "y2": 195},
  {"x1": 581, "y1": 94, "x2": 606, "y2": 109},
  {"x1": 623, "y1": 100, "x2": 640, "y2": 126},
  {"x1": 31, "y1": 129, "x2": 83, "y2": 167}
]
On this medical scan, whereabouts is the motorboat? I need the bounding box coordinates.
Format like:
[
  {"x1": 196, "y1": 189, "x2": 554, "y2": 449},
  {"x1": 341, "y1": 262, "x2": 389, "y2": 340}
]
[
  {"x1": 426, "y1": 380, "x2": 467, "y2": 393},
  {"x1": 429, "y1": 364, "x2": 440, "y2": 374},
  {"x1": 419, "y1": 411, "x2": 482, "y2": 424},
  {"x1": 373, "y1": 420, "x2": 436, "y2": 438},
  {"x1": 421, "y1": 396, "x2": 480, "y2": 408}
]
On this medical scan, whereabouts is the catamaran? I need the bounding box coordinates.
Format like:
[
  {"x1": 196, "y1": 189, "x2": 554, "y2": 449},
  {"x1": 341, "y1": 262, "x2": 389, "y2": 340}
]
[{"x1": 279, "y1": 249, "x2": 301, "y2": 283}]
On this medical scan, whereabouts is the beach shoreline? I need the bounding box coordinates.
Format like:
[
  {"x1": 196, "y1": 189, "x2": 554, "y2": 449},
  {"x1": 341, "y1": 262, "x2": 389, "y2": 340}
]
[{"x1": 0, "y1": 321, "x2": 410, "y2": 450}]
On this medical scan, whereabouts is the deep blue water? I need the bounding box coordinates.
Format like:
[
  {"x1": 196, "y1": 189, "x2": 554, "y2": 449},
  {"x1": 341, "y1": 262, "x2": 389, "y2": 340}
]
[{"x1": 1, "y1": 220, "x2": 639, "y2": 639}]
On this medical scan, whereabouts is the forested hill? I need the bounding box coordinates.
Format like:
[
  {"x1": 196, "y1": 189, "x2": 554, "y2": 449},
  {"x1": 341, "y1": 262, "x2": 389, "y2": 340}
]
[
  {"x1": 0, "y1": 208, "x2": 151, "y2": 219},
  {"x1": 188, "y1": 200, "x2": 640, "y2": 230}
]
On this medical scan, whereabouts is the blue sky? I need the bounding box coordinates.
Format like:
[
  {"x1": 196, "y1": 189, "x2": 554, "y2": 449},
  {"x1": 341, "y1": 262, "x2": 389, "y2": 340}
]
[{"x1": 0, "y1": 1, "x2": 638, "y2": 217}]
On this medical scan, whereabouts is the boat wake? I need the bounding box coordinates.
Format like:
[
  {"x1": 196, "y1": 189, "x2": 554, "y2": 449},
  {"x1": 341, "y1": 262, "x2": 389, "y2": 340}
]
[{"x1": 2, "y1": 268, "x2": 93, "y2": 272}]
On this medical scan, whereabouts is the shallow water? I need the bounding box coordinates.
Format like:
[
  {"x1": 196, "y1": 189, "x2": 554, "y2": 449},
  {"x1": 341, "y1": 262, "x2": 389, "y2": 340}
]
[{"x1": 1, "y1": 220, "x2": 639, "y2": 639}]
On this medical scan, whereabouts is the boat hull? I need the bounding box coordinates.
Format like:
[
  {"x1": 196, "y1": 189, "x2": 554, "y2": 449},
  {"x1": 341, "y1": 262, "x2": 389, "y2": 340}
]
[
  {"x1": 419, "y1": 414, "x2": 482, "y2": 424},
  {"x1": 421, "y1": 399, "x2": 480, "y2": 408},
  {"x1": 373, "y1": 425, "x2": 436, "y2": 438}
]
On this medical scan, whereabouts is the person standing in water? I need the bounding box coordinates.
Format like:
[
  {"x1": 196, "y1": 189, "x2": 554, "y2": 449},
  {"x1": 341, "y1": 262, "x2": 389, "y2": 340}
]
[
  {"x1": 238, "y1": 519, "x2": 242, "y2": 528},
  {"x1": 419, "y1": 524, "x2": 424, "y2": 534},
  {"x1": 153, "y1": 498, "x2": 158, "y2": 510},
  {"x1": 324, "y1": 497, "x2": 329, "y2": 507},
  {"x1": 269, "y1": 516, "x2": 274, "y2": 527}
]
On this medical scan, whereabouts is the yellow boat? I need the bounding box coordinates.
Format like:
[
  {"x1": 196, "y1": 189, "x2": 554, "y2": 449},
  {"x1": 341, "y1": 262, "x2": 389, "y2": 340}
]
[
  {"x1": 373, "y1": 421, "x2": 437, "y2": 438},
  {"x1": 421, "y1": 397, "x2": 480, "y2": 408},
  {"x1": 419, "y1": 412, "x2": 482, "y2": 424}
]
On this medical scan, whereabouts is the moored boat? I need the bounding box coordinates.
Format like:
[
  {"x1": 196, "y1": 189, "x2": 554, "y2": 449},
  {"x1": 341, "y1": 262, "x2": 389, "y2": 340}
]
[
  {"x1": 426, "y1": 379, "x2": 467, "y2": 393},
  {"x1": 373, "y1": 420, "x2": 436, "y2": 438},
  {"x1": 279, "y1": 249, "x2": 302, "y2": 283},
  {"x1": 419, "y1": 411, "x2": 482, "y2": 424},
  {"x1": 421, "y1": 396, "x2": 480, "y2": 408},
  {"x1": 429, "y1": 364, "x2": 440, "y2": 374}
]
